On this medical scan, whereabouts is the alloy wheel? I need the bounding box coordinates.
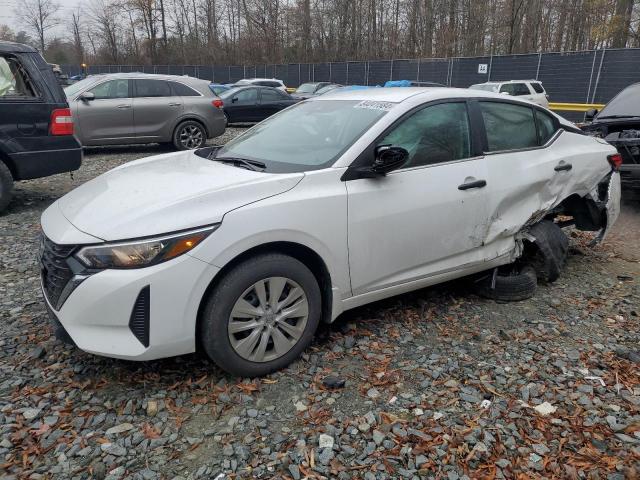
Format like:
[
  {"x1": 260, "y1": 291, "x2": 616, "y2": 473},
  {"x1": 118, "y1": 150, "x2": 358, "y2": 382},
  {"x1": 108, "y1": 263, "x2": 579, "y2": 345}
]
[
  {"x1": 179, "y1": 125, "x2": 204, "y2": 149},
  {"x1": 228, "y1": 277, "x2": 309, "y2": 363}
]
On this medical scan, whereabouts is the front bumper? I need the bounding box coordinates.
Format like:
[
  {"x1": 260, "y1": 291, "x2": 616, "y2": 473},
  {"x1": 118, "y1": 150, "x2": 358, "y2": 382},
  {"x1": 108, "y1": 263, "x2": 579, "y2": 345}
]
[{"x1": 41, "y1": 251, "x2": 219, "y2": 361}]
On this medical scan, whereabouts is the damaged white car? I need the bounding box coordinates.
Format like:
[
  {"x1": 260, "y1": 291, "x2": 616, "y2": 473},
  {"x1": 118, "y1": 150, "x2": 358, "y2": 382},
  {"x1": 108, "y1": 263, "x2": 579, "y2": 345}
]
[{"x1": 40, "y1": 88, "x2": 621, "y2": 376}]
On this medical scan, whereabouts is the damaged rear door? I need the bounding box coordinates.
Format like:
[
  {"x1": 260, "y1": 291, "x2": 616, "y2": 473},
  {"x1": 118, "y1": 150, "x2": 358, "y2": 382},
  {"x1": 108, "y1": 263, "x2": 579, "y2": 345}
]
[{"x1": 476, "y1": 100, "x2": 614, "y2": 253}]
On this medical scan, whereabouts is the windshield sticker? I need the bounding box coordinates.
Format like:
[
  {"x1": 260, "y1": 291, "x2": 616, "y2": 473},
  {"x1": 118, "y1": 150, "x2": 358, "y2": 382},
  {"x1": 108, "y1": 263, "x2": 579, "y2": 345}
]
[{"x1": 354, "y1": 100, "x2": 394, "y2": 111}]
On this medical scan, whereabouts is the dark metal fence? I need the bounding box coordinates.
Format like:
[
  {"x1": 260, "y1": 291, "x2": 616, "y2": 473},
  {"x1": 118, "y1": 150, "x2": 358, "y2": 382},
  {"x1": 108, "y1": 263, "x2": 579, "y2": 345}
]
[{"x1": 61, "y1": 48, "x2": 640, "y2": 106}]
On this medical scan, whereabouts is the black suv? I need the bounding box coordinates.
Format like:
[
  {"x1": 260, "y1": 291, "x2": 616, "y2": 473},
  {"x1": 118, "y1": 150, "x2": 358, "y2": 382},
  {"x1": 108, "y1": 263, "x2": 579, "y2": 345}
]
[
  {"x1": 582, "y1": 83, "x2": 640, "y2": 192},
  {"x1": 0, "y1": 41, "x2": 82, "y2": 212}
]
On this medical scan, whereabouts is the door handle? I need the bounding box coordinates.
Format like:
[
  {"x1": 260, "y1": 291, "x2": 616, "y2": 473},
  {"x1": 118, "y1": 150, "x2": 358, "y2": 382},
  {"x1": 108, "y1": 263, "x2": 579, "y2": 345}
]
[
  {"x1": 554, "y1": 163, "x2": 572, "y2": 172},
  {"x1": 168, "y1": 102, "x2": 181, "y2": 107},
  {"x1": 116, "y1": 104, "x2": 131, "y2": 109},
  {"x1": 458, "y1": 179, "x2": 487, "y2": 190}
]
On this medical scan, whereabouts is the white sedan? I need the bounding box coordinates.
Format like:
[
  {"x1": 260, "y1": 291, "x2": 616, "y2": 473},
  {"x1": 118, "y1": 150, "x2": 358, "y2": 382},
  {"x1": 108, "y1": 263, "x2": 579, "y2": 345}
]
[{"x1": 40, "y1": 87, "x2": 621, "y2": 376}]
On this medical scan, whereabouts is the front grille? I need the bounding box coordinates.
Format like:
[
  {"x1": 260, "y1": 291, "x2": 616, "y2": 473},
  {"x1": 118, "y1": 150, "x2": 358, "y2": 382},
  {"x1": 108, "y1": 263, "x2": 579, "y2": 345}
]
[{"x1": 40, "y1": 236, "x2": 76, "y2": 310}]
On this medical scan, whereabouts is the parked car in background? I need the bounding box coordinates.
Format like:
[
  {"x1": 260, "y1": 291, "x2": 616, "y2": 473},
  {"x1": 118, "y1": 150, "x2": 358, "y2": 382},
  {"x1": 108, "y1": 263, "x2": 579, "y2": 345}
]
[
  {"x1": 40, "y1": 87, "x2": 620, "y2": 376},
  {"x1": 469, "y1": 80, "x2": 549, "y2": 107},
  {"x1": 209, "y1": 83, "x2": 231, "y2": 96},
  {"x1": 291, "y1": 82, "x2": 333, "y2": 99},
  {"x1": 233, "y1": 78, "x2": 287, "y2": 92},
  {"x1": 315, "y1": 84, "x2": 343, "y2": 95},
  {"x1": 0, "y1": 41, "x2": 82, "y2": 212},
  {"x1": 384, "y1": 80, "x2": 446, "y2": 88},
  {"x1": 64, "y1": 73, "x2": 226, "y2": 150},
  {"x1": 582, "y1": 82, "x2": 640, "y2": 191},
  {"x1": 218, "y1": 86, "x2": 298, "y2": 124}
]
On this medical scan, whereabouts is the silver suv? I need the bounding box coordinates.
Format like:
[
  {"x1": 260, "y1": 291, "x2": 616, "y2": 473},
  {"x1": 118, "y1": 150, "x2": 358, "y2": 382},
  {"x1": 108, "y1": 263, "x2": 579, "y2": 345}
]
[{"x1": 64, "y1": 73, "x2": 226, "y2": 150}]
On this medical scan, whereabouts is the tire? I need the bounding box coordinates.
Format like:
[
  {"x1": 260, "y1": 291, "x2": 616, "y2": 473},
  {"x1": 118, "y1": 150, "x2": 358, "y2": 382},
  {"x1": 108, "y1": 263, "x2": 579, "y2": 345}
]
[
  {"x1": 526, "y1": 220, "x2": 569, "y2": 283},
  {"x1": 200, "y1": 253, "x2": 322, "y2": 377},
  {"x1": 173, "y1": 120, "x2": 206, "y2": 150},
  {"x1": 476, "y1": 264, "x2": 538, "y2": 302},
  {"x1": 0, "y1": 161, "x2": 14, "y2": 213},
  {"x1": 223, "y1": 111, "x2": 229, "y2": 127}
]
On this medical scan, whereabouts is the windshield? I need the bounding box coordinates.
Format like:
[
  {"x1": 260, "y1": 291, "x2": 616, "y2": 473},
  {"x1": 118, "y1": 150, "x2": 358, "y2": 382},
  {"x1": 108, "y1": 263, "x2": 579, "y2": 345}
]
[
  {"x1": 296, "y1": 83, "x2": 317, "y2": 93},
  {"x1": 597, "y1": 84, "x2": 640, "y2": 118},
  {"x1": 216, "y1": 100, "x2": 391, "y2": 173},
  {"x1": 469, "y1": 84, "x2": 498, "y2": 92},
  {"x1": 64, "y1": 77, "x2": 99, "y2": 97}
]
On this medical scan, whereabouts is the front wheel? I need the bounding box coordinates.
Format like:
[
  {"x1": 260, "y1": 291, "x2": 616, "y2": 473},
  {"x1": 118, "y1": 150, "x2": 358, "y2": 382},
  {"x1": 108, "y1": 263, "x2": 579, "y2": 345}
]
[
  {"x1": 200, "y1": 253, "x2": 321, "y2": 377},
  {"x1": 173, "y1": 120, "x2": 206, "y2": 150}
]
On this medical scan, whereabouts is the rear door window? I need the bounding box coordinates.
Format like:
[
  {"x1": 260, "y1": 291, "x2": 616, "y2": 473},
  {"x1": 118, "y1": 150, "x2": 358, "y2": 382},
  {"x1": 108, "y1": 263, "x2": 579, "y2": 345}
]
[
  {"x1": 500, "y1": 83, "x2": 530, "y2": 96},
  {"x1": 0, "y1": 55, "x2": 38, "y2": 98},
  {"x1": 134, "y1": 79, "x2": 171, "y2": 97},
  {"x1": 531, "y1": 83, "x2": 545, "y2": 94},
  {"x1": 89, "y1": 79, "x2": 130, "y2": 99},
  {"x1": 535, "y1": 110, "x2": 558, "y2": 145},
  {"x1": 170, "y1": 81, "x2": 200, "y2": 96},
  {"x1": 480, "y1": 102, "x2": 538, "y2": 151}
]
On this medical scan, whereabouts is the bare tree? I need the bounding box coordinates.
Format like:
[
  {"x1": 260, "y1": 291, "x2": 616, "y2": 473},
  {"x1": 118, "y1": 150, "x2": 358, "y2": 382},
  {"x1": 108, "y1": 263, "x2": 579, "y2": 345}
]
[{"x1": 16, "y1": 0, "x2": 60, "y2": 53}]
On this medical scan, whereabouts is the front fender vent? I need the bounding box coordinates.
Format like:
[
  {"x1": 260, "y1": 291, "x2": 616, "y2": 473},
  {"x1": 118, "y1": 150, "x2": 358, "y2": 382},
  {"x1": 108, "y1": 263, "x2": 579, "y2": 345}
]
[{"x1": 129, "y1": 286, "x2": 150, "y2": 347}]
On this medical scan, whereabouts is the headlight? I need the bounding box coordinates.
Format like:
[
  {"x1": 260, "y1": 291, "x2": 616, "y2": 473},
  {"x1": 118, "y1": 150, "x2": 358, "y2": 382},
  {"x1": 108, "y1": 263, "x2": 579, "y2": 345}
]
[{"x1": 75, "y1": 225, "x2": 218, "y2": 269}]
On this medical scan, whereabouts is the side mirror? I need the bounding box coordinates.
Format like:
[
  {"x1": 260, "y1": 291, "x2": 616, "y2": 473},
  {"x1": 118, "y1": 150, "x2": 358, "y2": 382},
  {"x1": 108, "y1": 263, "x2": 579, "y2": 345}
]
[
  {"x1": 585, "y1": 108, "x2": 598, "y2": 120},
  {"x1": 500, "y1": 91, "x2": 511, "y2": 96},
  {"x1": 79, "y1": 91, "x2": 95, "y2": 102},
  {"x1": 372, "y1": 145, "x2": 409, "y2": 174}
]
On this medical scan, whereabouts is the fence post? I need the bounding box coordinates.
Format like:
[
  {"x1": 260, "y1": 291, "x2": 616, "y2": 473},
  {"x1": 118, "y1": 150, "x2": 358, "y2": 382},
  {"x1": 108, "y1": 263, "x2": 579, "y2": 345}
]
[
  {"x1": 416, "y1": 59, "x2": 420, "y2": 81},
  {"x1": 390, "y1": 59, "x2": 394, "y2": 80},
  {"x1": 535, "y1": 52, "x2": 542, "y2": 80},
  {"x1": 586, "y1": 50, "x2": 598, "y2": 103},
  {"x1": 329, "y1": 62, "x2": 332, "y2": 82},
  {"x1": 346, "y1": 62, "x2": 349, "y2": 84},
  {"x1": 365, "y1": 61, "x2": 370, "y2": 86},
  {"x1": 487, "y1": 54, "x2": 493, "y2": 81},
  {"x1": 591, "y1": 48, "x2": 606, "y2": 104}
]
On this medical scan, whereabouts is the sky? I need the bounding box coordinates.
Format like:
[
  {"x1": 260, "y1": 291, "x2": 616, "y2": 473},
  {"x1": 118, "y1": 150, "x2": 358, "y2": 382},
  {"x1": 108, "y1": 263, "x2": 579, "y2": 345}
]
[{"x1": 0, "y1": 0, "x2": 84, "y2": 38}]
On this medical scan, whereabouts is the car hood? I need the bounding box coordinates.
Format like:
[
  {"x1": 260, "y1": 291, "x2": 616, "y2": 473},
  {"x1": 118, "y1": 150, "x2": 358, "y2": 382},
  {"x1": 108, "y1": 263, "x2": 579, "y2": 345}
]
[{"x1": 56, "y1": 150, "x2": 304, "y2": 241}]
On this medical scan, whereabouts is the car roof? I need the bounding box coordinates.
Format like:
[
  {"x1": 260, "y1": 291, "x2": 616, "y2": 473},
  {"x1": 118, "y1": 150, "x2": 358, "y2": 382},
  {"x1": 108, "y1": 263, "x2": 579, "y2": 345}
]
[
  {"x1": 475, "y1": 80, "x2": 541, "y2": 85},
  {"x1": 85, "y1": 73, "x2": 208, "y2": 84},
  {"x1": 238, "y1": 78, "x2": 284, "y2": 83},
  {"x1": 316, "y1": 87, "x2": 497, "y2": 102},
  {"x1": 0, "y1": 41, "x2": 38, "y2": 53}
]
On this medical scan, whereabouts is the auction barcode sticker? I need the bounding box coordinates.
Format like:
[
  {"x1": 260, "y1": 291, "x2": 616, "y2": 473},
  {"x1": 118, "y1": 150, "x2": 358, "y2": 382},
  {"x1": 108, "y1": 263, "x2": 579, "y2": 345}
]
[{"x1": 354, "y1": 100, "x2": 395, "y2": 111}]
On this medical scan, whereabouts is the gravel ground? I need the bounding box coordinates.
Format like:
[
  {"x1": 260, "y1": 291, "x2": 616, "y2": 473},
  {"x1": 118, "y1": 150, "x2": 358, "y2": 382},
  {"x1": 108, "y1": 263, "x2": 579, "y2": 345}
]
[{"x1": 1, "y1": 131, "x2": 639, "y2": 479}]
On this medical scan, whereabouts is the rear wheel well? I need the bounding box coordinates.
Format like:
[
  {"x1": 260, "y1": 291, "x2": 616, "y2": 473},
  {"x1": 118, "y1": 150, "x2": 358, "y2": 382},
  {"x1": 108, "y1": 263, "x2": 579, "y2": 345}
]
[
  {"x1": 550, "y1": 193, "x2": 605, "y2": 231},
  {"x1": 196, "y1": 242, "x2": 333, "y2": 348}
]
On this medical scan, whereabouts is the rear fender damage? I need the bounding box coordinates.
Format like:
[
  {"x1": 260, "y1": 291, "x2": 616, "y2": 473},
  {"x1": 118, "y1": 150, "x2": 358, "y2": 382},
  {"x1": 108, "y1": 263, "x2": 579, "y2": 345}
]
[{"x1": 513, "y1": 171, "x2": 620, "y2": 263}]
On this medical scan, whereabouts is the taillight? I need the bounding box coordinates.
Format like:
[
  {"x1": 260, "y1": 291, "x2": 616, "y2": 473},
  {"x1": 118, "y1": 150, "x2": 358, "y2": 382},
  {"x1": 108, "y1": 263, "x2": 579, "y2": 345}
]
[
  {"x1": 212, "y1": 99, "x2": 223, "y2": 109},
  {"x1": 50, "y1": 108, "x2": 74, "y2": 135},
  {"x1": 607, "y1": 153, "x2": 623, "y2": 170}
]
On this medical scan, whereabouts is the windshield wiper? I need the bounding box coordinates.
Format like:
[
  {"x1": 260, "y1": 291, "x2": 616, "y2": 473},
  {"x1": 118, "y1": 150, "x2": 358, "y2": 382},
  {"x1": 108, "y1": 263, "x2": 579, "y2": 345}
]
[
  {"x1": 596, "y1": 115, "x2": 640, "y2": 120},
  {"x1": 211, "y1": 155, "x2": 266, "y2": 172}
]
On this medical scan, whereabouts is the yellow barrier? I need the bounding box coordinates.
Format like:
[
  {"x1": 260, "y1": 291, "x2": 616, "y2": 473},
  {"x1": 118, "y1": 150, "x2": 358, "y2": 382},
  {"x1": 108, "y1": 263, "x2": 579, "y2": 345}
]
[{"x1": 549, "y1": 102, "x2": 606, "y2": 112}]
